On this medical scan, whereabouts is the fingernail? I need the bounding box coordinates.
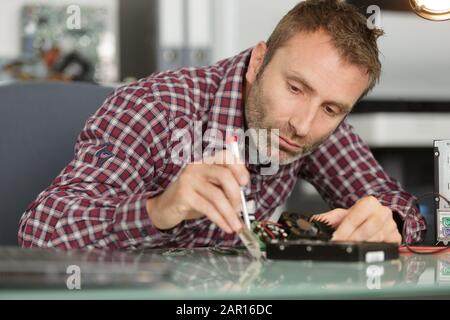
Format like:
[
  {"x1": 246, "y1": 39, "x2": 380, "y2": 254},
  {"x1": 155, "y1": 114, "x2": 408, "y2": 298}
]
[
  {"x1": 240, "y1": 175, "x2": 249, "y2": 186},
  {"x1": 233, "y1": 220, "x2": 243, "y2": 232}
]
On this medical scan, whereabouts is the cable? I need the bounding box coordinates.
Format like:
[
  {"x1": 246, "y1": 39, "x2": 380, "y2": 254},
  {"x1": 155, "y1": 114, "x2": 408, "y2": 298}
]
[
  {"x1": 403, "y1": 192, "x2": 450, "y2": 255},
  {"x1": 263, "y1": 225, "x2": 276, "y2": 240}
]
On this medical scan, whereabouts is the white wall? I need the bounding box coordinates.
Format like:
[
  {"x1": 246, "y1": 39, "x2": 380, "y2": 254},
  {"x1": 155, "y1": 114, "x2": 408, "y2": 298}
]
[
  {"x1": 211, "y1": 0, "x2": 300, "y2": 62},
  {"x1": 371, "y1": 12, "x2": 450, "y2": 100},
  {"x1": 211, "y1": 1, "x2": 450, "y2": 101},
  {"x1": 2, "y1": 0, "x2": 449, "y2": 99}
]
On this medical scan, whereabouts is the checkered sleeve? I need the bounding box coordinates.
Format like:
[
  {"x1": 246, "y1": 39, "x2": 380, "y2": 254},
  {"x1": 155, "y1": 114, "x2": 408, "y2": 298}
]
[
  {"x1": 18, "y1": 85, "x2": 186, "y2": 249},
  {"x1": 299, "y1": 120, "x2": 427, "y2": 244}
]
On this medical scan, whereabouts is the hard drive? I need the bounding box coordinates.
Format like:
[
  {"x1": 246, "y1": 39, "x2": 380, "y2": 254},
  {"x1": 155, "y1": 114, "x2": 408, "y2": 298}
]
[{"x1": 266, "y1": 239, "x2": 399, "y2": 262}]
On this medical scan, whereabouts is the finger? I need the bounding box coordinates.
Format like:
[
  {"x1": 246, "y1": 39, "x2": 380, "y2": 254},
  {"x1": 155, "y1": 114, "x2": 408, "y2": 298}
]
[
  {"x1": 332, "y1": 196, "x2": 381, "y2": 240},
  {"x1": 346, "y1": 210, "x2": 389, "y2": 242},
  {"x1": 386, "y1": 231, "x2": 402, "y2": 245},
  {"x1": 202, "y1": 165, "x2": 243, "y2": 212},
  {"x1": 220, "y1": 152, "x2": 250, "y2": 187},
  {"x1": 187, "y1": 191, "x2": 234, "y2": 234},
  {"x1": 367, "y1": 230, "x2": 384, "y2": 242},
  {"x1": 195, "y1": 182, "x2": 243, "y2": 232},
  {"x1": 383, "y1": 221, "x2": 402, "y2": 244},
  {"x1": 205, "y1": 150, "x2": 250, "y2": 186},
  {"x1": 311, "y1": 208, "x2": 348, "y2": 228}
]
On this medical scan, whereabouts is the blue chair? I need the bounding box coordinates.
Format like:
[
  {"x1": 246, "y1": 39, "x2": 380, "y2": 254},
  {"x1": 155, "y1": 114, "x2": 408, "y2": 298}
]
[{"x1": 0, "y1": 81, "x2": 114, "y2": 245}]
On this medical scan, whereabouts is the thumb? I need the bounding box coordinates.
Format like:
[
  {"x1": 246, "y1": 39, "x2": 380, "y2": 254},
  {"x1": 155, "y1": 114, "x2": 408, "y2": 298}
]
[{"x1": 311, "y1": 208, "x2": 348, "y2": 228}]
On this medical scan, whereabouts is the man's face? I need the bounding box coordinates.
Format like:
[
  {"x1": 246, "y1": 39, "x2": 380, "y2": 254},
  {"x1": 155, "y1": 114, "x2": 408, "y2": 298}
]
[{"x1": 244, "y1": 29, "x2": 370, "y2": 165}]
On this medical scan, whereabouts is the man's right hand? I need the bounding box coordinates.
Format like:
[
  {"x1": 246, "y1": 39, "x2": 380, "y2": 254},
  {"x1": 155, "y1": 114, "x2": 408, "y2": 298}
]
[{"x1": 145, "y1": 150, "x2": 250, "y2": 234}]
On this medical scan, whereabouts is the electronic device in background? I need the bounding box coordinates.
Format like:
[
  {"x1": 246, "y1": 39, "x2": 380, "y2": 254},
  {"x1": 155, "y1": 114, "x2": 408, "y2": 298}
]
[{"x1": 434, "y1": 140, "x2": 450, "y2": 245}]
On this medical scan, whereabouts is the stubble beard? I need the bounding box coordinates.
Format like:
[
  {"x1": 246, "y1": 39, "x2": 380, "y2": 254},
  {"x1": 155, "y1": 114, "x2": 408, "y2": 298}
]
[{"x1": 244, "y1": 75, "x2": 322, "y2": 166}]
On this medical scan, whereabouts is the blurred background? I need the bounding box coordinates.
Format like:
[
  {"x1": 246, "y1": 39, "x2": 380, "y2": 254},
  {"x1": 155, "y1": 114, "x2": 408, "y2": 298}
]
[{"x1": 0, "y1": 0, "x2": 449, "y2": 244}]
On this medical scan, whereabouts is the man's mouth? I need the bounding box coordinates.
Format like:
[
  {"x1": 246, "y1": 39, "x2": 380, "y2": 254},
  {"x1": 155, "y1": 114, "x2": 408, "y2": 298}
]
[{"x1": 277, "y1": 135, "x2": 301, "y2": 152}]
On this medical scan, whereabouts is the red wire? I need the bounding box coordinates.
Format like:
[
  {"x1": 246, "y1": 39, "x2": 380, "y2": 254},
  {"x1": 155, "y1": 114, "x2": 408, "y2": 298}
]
[
  {"x1": 399, "y1": 246, "x2": 450, "y2": 255},
  {"x1": 263, "y1": 225, "x2": 276, "y2": 240},
  {"x1": 261, "y1": 220, "x2": 282, "y2": 227}
]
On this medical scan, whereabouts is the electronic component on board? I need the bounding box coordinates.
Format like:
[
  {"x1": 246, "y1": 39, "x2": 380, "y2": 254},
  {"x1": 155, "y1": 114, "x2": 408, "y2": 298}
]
[{"x1": 279, "y1": 212, "x2": 335, "y2": 241}]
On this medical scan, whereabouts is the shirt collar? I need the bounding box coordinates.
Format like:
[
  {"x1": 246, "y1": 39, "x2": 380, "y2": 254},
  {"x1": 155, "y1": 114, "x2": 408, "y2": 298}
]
[
  {"x1": 204, "y1": 47, "x2": 293, "y2": 176},
  {"x1": 206, "y1": 48, "x2": 252, "y2": 137},
  {"x1": 203, "y1": 48, "x2": 251, "y2": 156}
]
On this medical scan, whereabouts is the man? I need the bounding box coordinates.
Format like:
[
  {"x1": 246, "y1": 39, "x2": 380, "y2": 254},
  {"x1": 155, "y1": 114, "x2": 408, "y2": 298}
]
[{"x1": 19, "y1": 0, "x2": 426, "y2": 250}]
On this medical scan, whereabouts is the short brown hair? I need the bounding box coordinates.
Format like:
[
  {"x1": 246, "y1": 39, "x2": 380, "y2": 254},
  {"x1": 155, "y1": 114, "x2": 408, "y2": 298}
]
[{"x1": 260, "y1": 0, "x2": 384, "y2": 97}]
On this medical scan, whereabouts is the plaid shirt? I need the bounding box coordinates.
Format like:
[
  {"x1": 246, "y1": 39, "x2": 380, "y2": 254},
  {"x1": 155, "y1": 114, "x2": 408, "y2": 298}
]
[{"x1": 18, "y1": 48, "x2": 426, "y2": 250}]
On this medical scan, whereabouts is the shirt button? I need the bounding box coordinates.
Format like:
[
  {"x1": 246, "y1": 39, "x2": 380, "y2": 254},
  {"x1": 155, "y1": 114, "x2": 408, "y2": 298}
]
[{"x1": 140, "y1": 228, "x2": 149, "y2": 238}]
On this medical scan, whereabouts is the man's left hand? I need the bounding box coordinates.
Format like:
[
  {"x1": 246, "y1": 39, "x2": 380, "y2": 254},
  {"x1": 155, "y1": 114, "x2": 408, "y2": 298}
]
[{"x1": 312, "y1": 196, "x2": 402, "y2": 244}]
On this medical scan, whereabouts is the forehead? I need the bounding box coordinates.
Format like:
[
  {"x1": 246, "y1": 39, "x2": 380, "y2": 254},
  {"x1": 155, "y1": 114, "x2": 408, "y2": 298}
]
[{"x1": 268, "y1": 30, "x2": 370, "y2": 106}]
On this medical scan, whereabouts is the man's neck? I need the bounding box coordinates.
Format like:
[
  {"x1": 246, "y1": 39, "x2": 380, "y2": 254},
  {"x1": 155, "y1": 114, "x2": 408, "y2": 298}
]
[{"x1": 241, "y1": 78, "x2": 251, "y2": 132}]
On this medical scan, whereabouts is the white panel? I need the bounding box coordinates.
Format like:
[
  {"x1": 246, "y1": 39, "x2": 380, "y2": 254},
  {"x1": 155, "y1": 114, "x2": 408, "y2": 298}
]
[
  {"x1": 348, "y1": 113, "x2": 450, "y2": 147},
  {"x1": 211, "y1": 0, "x2": 239, "y2": 61},
  {"x1": 159, "y1": 0, "x2": 184, "y2": 47},
  {"x1": 0, "y1": 2, "x2": 21, "y2": 57},
  {"x1": 188, "y1": 0, "x2": 210, "y2": 47},
  {"x1": 369, "y1": 12, "x2": 450, "y2": 100},
  {"x1": 211, "y1": 0, "x2": 301, "y2": 61},
  {"x1": 210, "y1": 2, "x2": 450, "y2": 100},
  {"x1": 236, "y1": 0, "x2": 301, "y2": 51}
]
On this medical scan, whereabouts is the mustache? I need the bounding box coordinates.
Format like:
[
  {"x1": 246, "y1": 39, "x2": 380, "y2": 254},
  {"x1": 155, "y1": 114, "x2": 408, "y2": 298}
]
[{"x1": 267, "y1": 124, "x2": 309, "y2": 147}]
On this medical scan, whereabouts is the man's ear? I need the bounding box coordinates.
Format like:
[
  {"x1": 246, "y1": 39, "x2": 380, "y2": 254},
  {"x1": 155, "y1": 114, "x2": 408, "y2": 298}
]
[{"x1": 246, "y1": 41, "x2": 267, "y2": 85}]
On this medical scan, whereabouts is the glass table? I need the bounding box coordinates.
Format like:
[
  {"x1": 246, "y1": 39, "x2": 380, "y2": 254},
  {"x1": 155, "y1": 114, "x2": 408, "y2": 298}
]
[{"x1": 0, "y1": 246, "x2": 449, "y2": 299}]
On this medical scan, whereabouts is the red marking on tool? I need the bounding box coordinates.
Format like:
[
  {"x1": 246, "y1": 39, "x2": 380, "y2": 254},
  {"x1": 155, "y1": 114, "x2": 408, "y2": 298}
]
[{"x1": 226, "y1": 136, "x2": 238, "y2": 144}]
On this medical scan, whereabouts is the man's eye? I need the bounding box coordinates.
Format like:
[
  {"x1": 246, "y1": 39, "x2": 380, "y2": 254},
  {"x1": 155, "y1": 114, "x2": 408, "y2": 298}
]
[
  {"x1": 288, "y1": 84, "x2": 301, "y2": 94},
  {"x1": 324, "y1": 105, "x2": 338, "y2": 116}
]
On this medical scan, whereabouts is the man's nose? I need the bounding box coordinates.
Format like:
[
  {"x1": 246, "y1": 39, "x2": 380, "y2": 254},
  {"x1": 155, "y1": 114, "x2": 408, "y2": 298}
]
[{"x1": 289, "y1": 103, "x2": 319, "y2": 137}]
